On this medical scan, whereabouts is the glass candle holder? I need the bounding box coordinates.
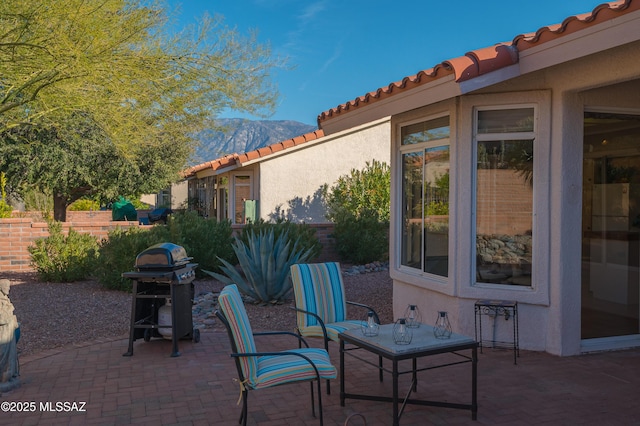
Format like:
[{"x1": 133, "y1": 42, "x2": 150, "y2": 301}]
[
  {"x1": 433, "y1": 311, "x2": 452, "y2": 339},
  {"x1": 404, "y1": 304, "x2": 422, "y2": 328},
  {"x1": 393, "y1": 318, "x2": 413, "y2": 345},
  {"x1": 361, "y1": 311, "x2": 379, "y2": 337}
]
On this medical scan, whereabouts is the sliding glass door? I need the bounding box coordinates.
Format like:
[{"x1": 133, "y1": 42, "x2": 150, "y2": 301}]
[{"x1": 582, "y1": 111, "x2": 640, "y2": 339}]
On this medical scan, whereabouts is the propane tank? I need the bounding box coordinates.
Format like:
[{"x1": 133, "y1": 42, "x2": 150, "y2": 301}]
[{"x1": 158, "y1": 298, "x2": 172, "y2": 340}]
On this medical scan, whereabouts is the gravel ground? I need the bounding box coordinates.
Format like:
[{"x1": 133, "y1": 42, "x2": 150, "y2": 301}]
[{"x1": 4, "y1": 269, "x2": 393, "y2": 358}]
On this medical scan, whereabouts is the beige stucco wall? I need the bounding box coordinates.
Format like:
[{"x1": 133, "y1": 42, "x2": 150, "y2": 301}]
[
  {"x1": 256, "y1": 117, "x2": 391, "y2": 223},
  {"x1": 380, "y1": 37, "x2": 640, "y2": 355}
]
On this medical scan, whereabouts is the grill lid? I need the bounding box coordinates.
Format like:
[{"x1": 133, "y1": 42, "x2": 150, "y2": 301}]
[{"x1": 134, "y1": 243, "x2": 192, "y2": 270}]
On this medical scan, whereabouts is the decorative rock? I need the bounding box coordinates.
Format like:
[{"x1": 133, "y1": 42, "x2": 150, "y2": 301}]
[
  {"x1": 192, "y1": 292, "x2": 219, "y2": 330},
  {"x1": 343, "y1": 261, "x2": 389, "y2": 276}
]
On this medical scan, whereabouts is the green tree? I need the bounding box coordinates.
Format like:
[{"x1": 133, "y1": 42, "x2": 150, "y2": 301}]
[
  {"x1": 0, "y1": 115, "x2": 186, "y2": 221},
  {"x1": 0, "y1": 0, "x2": 280, "y2": 146}
]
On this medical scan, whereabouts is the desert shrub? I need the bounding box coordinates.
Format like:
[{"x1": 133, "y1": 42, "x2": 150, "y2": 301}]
[
  {"x1": 28, "y1": 221, "x2": 99, "y2": 282},
  {"x1": 426, "y1": 200, "x2": 449, "y2": 216},
  {"x1": 239, "y1": 218, "x2": 321, "y2": 261},
  {"x1": 323, "y1": 160, "x2": 390, "y2": 264},
  {"x1": 332, "y1": 209, "x2": 388, "y2": 264},
  {"x1": 204, "y1": 228, "x2": 314, "y2": 303},
  {"x1": 0, "y1": 200, "x2": 11, "y2": 218},
  {"x1": 94, "y1": 226, "x2": 167, "y2": 291},
  {"x1": 0, "y1": 172, "x2": 12, "y2": 218},
  {"x1": 165, "y1": 211, "x2": 235, "y2": 275},
  {"x1": 323, "y1": 160, "x2": 390, "y2": 223},
  {"x1": 68, "y1": 198, "x2": 101, "y2": 211},
  {"x1": 95, "y1": 211, "x2": 235, "y2": 291}
]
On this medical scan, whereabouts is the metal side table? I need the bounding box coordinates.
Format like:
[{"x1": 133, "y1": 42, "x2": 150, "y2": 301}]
[{"x1": 474, "y1": 300, "x2": 519, "y2": 364}]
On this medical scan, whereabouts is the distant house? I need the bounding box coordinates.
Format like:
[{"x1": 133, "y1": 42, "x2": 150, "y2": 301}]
[
  {"x1": 181, "y1": 118, "x2": 390, "y2": 225},
  {"x1": 311, "y1": 0, "x2": 640, "y2": 356}
]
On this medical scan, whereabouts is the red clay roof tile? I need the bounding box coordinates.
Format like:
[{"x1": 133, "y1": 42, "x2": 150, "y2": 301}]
[
  {"x1": 318, "y1": 0, "x2": 637, "y2": 124},
  {"x1": 182, "y1": 129, "x2": 325, "y2": 178}
]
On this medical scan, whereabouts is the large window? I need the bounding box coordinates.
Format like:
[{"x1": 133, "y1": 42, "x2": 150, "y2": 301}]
[
  {"x1": 400, "y1": 116, "x2": 450, "y2": 277},
  {"x1": 475, "y1": 107, "x2": 535, "y2": 286}
]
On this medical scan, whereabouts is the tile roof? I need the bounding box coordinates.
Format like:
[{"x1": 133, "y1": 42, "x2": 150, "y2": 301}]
[
  {"x1": 317, "y1": 0, "x2": 638, "y2": 124},
  {"x1": 182, "y1": 129, "x2": 324, "y2": 178}
]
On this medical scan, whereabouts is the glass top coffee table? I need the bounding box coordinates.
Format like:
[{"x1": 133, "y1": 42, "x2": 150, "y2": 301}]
[{"x1": 339, "y1": 323, "x2": 478, "y2": 425}]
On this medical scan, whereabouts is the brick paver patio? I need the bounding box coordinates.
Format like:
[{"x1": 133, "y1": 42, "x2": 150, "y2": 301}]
[{"x1": 2, "y1": 332, "x2": 639, "y2": 425}]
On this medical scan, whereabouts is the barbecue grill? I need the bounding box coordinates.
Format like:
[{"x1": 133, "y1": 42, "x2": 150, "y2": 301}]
[{"x1": 122, "y1": 243, "x2": 199, "y2": 357}]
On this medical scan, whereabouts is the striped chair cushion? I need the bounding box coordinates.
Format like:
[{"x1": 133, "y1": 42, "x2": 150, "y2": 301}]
[
  {"x1": 253, "y1": 348, "x2": 337, "y2": 389},
  {"x1": 296, "y1": 320, "x2": 363, "y2": 343},
  {"x1": 218, "y1": 284, "x2": 258, "y2": 384},
  {"x1": 290, "y1": 262, "x2": 348, "y2": 332}
]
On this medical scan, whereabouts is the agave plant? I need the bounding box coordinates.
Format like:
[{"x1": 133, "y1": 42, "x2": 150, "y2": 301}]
[{"x1": 203, "y1": 228, "x2": 314, "y2": 303}]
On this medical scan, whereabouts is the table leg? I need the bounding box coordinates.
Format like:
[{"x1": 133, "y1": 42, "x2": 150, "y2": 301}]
[
  {"x1": 340, "y1": 339, "x2": 345, "y2": 407},
  {"x1": 412, "y1": 357, "x2": 417, "y2": 392},
  {"x1": 392, "y1": 359, "x2": 399, "y2": 426}
]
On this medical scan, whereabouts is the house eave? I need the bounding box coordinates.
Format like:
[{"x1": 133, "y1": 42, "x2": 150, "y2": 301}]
[
  {"x1": 320, "y1": 75, "x2": 460, "y2": 134},
  {"x1": 518, "y1": 8, "x2": 640, "y2": 76}
]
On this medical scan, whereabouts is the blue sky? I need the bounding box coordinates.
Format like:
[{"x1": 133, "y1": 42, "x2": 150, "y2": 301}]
[{"x1": 167, "y1": 0, "x2": 603, "y2": 126}]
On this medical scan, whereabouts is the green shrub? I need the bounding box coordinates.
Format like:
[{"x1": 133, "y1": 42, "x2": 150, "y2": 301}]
[
  {"x1": 332, "y1": 210, "x2": 388, "y2": 264},
  {"x1": 94, "y1": 226, "x2": 168, "y2": 291},
  {"x1": 204, "y1": 228, "x2": 314, "y2": 304},
  {"x1": 0, "y1": 172, "x2": 12, "y2": 218},
  {"x1": 426, "y1": 200, "x2": 449, "y2": 216},
  {"x1": 69, "y1": 199, "x2": 101, "y2": 211},
  {"x1": 239, "y1": 218, "x2": 321, "y2": 261},
  {"x1": 28, "y1": 221, "x2": 99, "y2": 282},
  {"x1": 323, "y1": 161, "x2": 390, "y2": 264},
  {"x1": 130, "y1": 198, "x2": 152, "y2": 210},
  {"x1": 324, "y1": 160, "x2": 390, "y2": 223},
  {"x1": 0, "y1": 200, "x2": 11, "y2": 218},
  {"x1": 164, "y1": 211, "x2": 235, "y2": 276},
  {"x1": 94, "y1": 211, "x2": 235, "y2": 291}
]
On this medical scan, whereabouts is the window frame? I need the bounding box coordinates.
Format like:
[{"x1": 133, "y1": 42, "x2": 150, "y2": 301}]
[
  {"x1": 392, "y1": 108, "x2": 455, "y2": 292},
  {"x1": 458, "y1": 91, "x2": 551, "y2": 306},
  {"x1": 398, "y1": 114, "x2": 451, "y2": 279},
  {"x1": 473, "y1": 104, "x2": 536, "y2": 288}
]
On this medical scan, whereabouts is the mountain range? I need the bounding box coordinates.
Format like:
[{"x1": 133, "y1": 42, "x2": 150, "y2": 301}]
[{"x1": 190, "y1": 118, "x2": 317, "y2": 166}]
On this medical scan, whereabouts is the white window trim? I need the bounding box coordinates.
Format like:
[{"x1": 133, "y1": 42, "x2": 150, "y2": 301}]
[
  {"x1": 458, "y1": 90, "x2": 551, "y2": 306},
  {"x1": 391, "y1": 107, "x2": 457, "y2": 295}
]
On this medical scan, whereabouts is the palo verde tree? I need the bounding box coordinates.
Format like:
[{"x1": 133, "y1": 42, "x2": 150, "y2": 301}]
[
  {"x1": 0, "y1": 0, "x2": 282, "y2": 219},
  {"x1": 0, "y1": 0, "x2": 279, "y2": 139}
]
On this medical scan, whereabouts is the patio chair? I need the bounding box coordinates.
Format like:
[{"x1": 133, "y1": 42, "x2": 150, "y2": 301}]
[
  {"x1": 216, "y1": 284, "x2": 336, "y2": 426},
  {"x1": 290, "y1": 262, "x2": 382, "y2": 394}
]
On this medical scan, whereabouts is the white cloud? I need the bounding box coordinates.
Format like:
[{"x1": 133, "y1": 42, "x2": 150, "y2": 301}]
[{"x1": 319, "y1": 40, "x2": 342, "y2": 73}]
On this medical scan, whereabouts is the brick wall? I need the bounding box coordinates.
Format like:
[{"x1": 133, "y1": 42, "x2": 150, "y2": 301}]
[
  {"x1": 309, "y1": 223, "x2": 339, "y2": 263},
  {"x1": 0, "y1": 217, "x2": 142, "y2": 272},
  {"x1": 1, "y1": 218, "x2": 338, "y2": 273}
]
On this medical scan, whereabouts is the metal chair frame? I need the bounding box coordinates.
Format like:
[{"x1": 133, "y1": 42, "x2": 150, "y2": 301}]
[
  {"x1": 216, "y1": 302, "x2": 330, "y2": 425},
  {"x1": 290, "y1": 262, "x2": 383, "y2": 394}
]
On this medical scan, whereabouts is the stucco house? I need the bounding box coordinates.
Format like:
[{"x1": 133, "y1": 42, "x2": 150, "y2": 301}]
[
  {"x1": 181, "y1": 119, "x2": 390, "y2": 225},
  {"x1": 312, "y1": 0, "x2": 640, "y2": 356}
]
